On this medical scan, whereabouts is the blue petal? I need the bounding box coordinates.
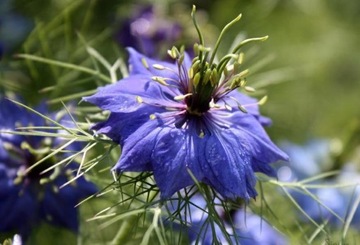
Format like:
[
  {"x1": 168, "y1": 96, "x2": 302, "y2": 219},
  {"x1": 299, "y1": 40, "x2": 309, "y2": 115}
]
[
  {"x1": 222, "y1": 111, "x2": 289, "y2": 175},
  {"x1": 234, "y1": 209, "x2": 288, "y2": 245},
  {"x1": 127, "y1": 47, "x2": 193, "y2": 79},
  {"x1": 151, "y1": 127, "x2": 204, "y2": 198},
  {"x1": 231, "y1": 112, "x2": 289, "y2": 167},
  {"x1": 40, "y1": 186, "x2": 79, "y2": 232},
  {"x1": 92, "y1": 105, "x2": 163, "y2": 144},
  {"x1": 0, "y1": 185, "x2": 38, "y2": 236},
  {"x1": 84, "y1": 48, "x2": 192, "y2": 114},
  {"x1": 197, "y1": 127, "x2": 258, "y2": 200},
  {"x1": 114, "y1": 119, "x2": 163, "y2": 172},
  {"x1": 40, "y1": 173, "x2": 97, "y2": 232},
  {"x1": 84, "y1": 74, "x2": 180, "y2": 114}
]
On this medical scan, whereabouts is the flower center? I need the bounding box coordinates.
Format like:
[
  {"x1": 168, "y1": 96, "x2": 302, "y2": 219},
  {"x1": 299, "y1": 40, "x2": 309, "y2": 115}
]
[
  {"x1": 185, "y1": 90, "x2": 211, "y2": 116},
  {"x1": 143, "y1": 7, "x2": 269, "y2": 125},
  {"x1": 5, "y1": 137, "x2": 55, "y2": 184},
  {"x1": 25, "y1": 151, "x2": 54, "y2": 180}
]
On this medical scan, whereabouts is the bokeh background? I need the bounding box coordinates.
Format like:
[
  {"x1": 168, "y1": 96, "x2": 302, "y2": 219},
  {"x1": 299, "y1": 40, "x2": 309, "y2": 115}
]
[
  {"x1": 1, "y1": 0, "x2": 360, "y2": 244},
  {"x1": 2, "y1": 0, "x2": 360, "y2": 142}
]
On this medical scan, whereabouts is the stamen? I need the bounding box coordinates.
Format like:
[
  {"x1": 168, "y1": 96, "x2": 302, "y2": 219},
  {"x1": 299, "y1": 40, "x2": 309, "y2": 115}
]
[
  {"x1": 151, "y1": 76, "x2": 169, "y2": 86},
  {"x1": 202, "y1": 69, "x2": 212, "y2": 85},
  {"x1": 227, "y1": 96, "x2": 249, "y2": 113},
  {"x1": 244, "y1": 86, "x2": 256, "y2": 93},
  {"x1": 192, "y1": 72, "x2": 201, "y2": 88},
  {"x1": 136, "y1": 96, "x2": 143, "y2": 103},
  {"x1": 141, "y1": 58, "x2": 149, "y2": 69},
  {"x1": 152, "y1": 64, "x2": 166, "y2": 70},
  {"x1": 193, "y1": 43, "x2": 200, "y2": 56},
  {"x1": 3, "y1": 142, "x2": 20, "y2": 153},
  {"x1": 237, "y1": 69, "x2": 249, "y2": 78},
  {"x1": 238, "y1": 105, "x2": 248, "y2": 113},
  {"x1": 240, "y1": 79, "x2": 247, "y2": 87},
  {"x1": 224, "y1": 104, "x2": 232, "y2": 111},
  {"x1": 167, "y1": 46, "x2": 180, "y2": 59},
  {"x1": 238, "y1": 52, "x2": 244, "y2": 64},
  {"x1": 52, "y1": 185, "x2": 59, "y2": 193},
  {"x1": 199, "y1": 130, "x2": 205, "y2": 138},
  {"x1": 209, "y1": 99, "x2": 220, "y2": 109},
  {"x1": 40, "y1": 166, "x2": 61, "y2": 184},
  {"x1": 210, "y1": 69, "x2": 218, "y2": 86},
  {"x1": 174, "y1": 93, "x2": 192, "y2": 101},
  {"x1": 13, "y1": 175, "x2": 23, "y2": 185},
  {"x1": 257, "y1": 95, "x2": 268, "y2": 105}
]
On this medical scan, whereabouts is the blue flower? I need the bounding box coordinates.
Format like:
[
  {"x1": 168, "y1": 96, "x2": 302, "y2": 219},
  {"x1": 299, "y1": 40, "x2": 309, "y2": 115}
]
[
  {"x1": 277, "y1": 139, "x2": 333, "y2": 181},
  {"x1": 277, "y1": 139, "x2": 360, "y2": 227},
  {"x1": 115, "y1": 5, "x2": 185, "y2": 59},
  {"x1": 0, "y1": 96, "x2": 97, "y2": 239},
  {"x1": 232, "y1": 209, "x2": 287, "y2": 245},
  {"x1": 85, "y1": 44, "x2": 288, "y2": 200}
]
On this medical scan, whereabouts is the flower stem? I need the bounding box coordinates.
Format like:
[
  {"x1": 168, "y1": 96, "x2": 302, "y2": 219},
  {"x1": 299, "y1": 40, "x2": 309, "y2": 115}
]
[{"x1": 110, "y1": 215, "x2": 138, "y2": 245}]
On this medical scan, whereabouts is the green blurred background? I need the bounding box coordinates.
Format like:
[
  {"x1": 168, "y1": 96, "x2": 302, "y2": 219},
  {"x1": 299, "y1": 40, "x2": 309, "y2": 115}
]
[{"x1": 3, "y1": 0, "x2": 360, "y2": 143}]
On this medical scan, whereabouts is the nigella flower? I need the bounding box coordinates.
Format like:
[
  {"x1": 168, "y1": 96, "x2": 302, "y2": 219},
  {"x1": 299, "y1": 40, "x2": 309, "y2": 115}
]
[
  {"x1": 85, "y1": 11, "x2": 288, "y2": 200},
  {"x1": 0, "y1": 96, "x2": 97, "y2": 240},
  {"x1": 300, "y1": 165, "x2": 360, "y2": 227},
  {"x1": 277, "y1": 139, "x2": 360, "y2": 227},
  {"x1": 115, "y1": 4, "x2": 184, "y2": 59},
  {"x1": 277, "y1": 139, "x2": 333, "y2": 182}
]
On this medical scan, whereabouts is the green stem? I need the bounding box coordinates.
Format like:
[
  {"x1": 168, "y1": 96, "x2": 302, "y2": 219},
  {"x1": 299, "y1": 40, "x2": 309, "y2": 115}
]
[
  {"x1": 110, "y1": 215, "x2": 138, "y2": 245},
  {"x1": 202, "y1": 185, "x2": 232, "y2": 244}
]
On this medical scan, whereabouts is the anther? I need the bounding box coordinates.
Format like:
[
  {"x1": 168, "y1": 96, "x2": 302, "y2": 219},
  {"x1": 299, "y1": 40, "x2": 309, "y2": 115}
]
[
  {"x1": 244, "y1": 86, "x2": 256, "y2": 93},
  {"x1": 202, "y1": 69, "x2": 212, "y2": 85},
  {"x1": 225, "y1": 104, "x2": 232, "y2": 111},
  {"x1": 174, "y1": 93, "x2": 192, "y2": 101},
  {"x1": 199, "y1": 130, "x2": 205, "y2": 138},
  {"x1": 210, "y1": 69, "x2": 218, "y2": 86},
  {"x1": 136, "y1": 96, "x2": 143, "y2": 104},
  {"x1": 152, "y1": 64, "x2": 166, "y2": 70},
  {"x1": 238, "y1": 105, "x2": 248, "y2": 113},
  {"x1": 151, "y1": 76, "x2": 169, "y2": 86},
  {"x1": 258, "y1": 95, "x2": 268, "y2": 105},
  {"x1": 141, "y1": 58, "x2": 149, "y2": 69},
  {"x1": 192, "y1": 72, "x2": 201, "y2": 87}
]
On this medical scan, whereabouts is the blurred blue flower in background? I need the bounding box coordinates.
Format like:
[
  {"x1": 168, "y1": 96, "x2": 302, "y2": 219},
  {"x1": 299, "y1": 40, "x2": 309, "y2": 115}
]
[
  {"x1": 85, "y1": 46, "x2": 288, "y2": 200},
  {"x1": 167, "y1": 194, "x2": 287, "y2": 244},
  {"x1": 278, "y1": 139, "x2": 360, "y2": 227},
  {"x1": 0, "y1": 0, "x2": 33, "y2": 58},
  {"x1": 115, "y1": 5, "x2": 184, "y2": 59},
  {"x1": 232, "y1": 209, "x2": 287, "y2": 245},
  {"x1": 277, "y1": 139, "x2": 333, "y2": 182},
  {"x1": 0, "y1": 96, "x2": 97, "y2": 240}
]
